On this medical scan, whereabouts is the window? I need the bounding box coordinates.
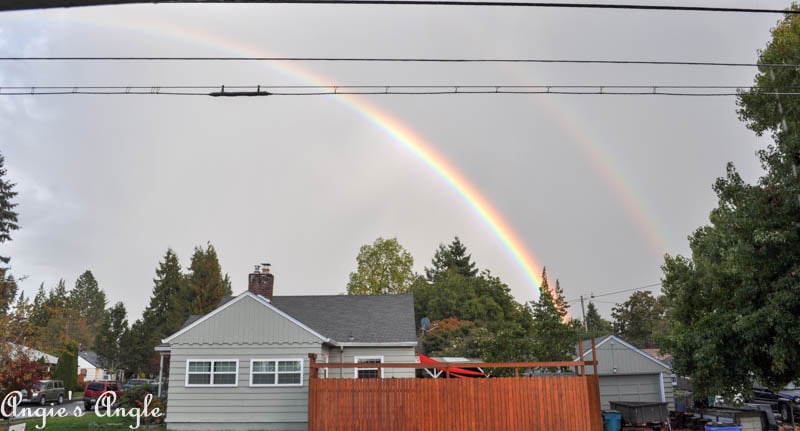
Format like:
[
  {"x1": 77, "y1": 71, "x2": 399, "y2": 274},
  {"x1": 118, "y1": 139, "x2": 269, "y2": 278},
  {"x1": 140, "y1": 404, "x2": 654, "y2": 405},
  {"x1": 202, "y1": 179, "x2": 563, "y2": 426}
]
[
  {"x1": 354, "y1": 356, "x2": 384, "y2": 379},
  {"x1": 250, "y1": 359, "x2": 304, "y2": 386},
  {"x1": 186, "y1": 359, "x2": 239, "y2": 387}
]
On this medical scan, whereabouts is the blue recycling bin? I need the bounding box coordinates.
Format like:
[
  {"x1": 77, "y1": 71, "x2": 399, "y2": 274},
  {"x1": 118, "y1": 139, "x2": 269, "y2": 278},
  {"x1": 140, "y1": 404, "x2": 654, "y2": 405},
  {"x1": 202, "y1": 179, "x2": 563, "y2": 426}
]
[
  {"x1": 705, "y1": 426, "x2": 742, "y2": 431},
  {"x1": 602, "y1": 410, "x2": 622, "y2": 431}
]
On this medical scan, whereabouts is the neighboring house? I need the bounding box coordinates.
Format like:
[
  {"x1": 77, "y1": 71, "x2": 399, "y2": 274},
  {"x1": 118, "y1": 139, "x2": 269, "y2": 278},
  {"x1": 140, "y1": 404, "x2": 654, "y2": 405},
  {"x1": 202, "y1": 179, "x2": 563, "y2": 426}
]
[
  {"x1": 78, "y1": 350, "x2": 114, "y2": 381},
  {"x1": 7, "y1": 343, "x2": 58, "y2": 372},
  {"x1": 577, "y1": 335, "x2": 674, "y2": 410},
  {"x1": 157, "y1": 265, "x2": 418, "y2": 431}
]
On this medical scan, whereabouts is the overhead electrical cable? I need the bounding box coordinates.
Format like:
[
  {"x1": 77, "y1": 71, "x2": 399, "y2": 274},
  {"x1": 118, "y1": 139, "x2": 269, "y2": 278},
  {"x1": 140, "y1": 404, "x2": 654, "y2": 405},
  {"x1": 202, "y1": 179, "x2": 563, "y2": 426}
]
[
  {"x1": 2, "y1": 57, "x2": 799, "y2": 68},
  {"x1": 2, "y1": 84, "x2": 799, "y2": 97},
  {"x1": 2, "y1": 1, "x2": 798, "y2": 14}
]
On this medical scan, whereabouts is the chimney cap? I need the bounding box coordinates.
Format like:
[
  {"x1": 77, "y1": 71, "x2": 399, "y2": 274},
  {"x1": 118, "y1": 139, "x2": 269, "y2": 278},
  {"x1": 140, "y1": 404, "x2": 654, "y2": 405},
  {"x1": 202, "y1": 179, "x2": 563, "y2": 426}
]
[{"x1": 261, "y1": 262, "x2": 271, "y2": 267}]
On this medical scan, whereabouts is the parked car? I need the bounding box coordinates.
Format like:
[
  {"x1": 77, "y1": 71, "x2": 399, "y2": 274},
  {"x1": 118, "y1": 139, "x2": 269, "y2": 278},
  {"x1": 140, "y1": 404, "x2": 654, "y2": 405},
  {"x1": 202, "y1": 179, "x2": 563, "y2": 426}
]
[
  {"x1": 20, "y1": 380, "x2": 65, "y2": 406},
  {"x1": 83, "y1": 381, "x2": 124, "y2": 410},
  {"x1": 121, "y1": 379, "x2": 157, "y2": 391},
  {"x1": 749, "y1": 383, "x2": 800, "y2": 422}
]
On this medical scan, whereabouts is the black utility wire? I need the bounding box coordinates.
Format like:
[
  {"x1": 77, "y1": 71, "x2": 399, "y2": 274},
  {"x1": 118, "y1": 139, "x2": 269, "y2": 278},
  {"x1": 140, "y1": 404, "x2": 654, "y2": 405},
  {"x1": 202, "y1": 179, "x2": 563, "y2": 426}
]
[
  {"x1": 3, "y1": 1, "x2": 799, "y2": 13},
  {"x1": 4, "y1": 84, "x2": 800, "y2": 97},
  {"x1": 4, "y1": 57, "x2": 800, "y2": 68}
]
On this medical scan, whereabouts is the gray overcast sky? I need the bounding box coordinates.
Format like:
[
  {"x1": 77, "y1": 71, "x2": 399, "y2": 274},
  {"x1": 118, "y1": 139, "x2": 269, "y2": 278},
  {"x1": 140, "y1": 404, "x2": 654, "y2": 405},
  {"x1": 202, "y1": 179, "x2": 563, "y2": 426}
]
[{"x1": 0, "y1": 1, "x2": 782, "y2": 322}]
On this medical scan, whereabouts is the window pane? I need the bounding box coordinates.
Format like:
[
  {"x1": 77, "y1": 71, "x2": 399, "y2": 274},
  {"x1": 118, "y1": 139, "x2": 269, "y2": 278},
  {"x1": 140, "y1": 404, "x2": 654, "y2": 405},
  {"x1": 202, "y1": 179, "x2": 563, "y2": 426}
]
[
  {"x1": 253, "y1": 361, "x2": 275, "y2": 373},
  {"x1": 252, "y1": 374, "x2": 275, "y2": 385},
  {"x1": 214, "y1": 373, "x2": 236, "y2": 385},
  {"x1": 215, "y1": 361, "x2": 237, "y2": 372},
  {"x1": 189, "y1": 362, "x2": 211, "y2": 372},
  {"x1": 278, "y1": 361, "x2": 300, "y2": 372},
  {"x1": 357, "y1": 369, "x2": 379, "y2": 379},
  {"x1": 277, "y1": 373, "x2": 301, "y2": 385},
  {"x1": 188, "y1": 374, "x2": 211, "y2": 385}
]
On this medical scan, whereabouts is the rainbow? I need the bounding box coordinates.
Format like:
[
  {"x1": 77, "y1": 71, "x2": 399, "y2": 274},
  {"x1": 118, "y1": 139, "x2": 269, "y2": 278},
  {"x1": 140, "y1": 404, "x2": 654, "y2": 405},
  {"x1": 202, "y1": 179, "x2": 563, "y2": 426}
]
[{"x1": 54, "y1": 9, "x2": 668, "y2": 301}]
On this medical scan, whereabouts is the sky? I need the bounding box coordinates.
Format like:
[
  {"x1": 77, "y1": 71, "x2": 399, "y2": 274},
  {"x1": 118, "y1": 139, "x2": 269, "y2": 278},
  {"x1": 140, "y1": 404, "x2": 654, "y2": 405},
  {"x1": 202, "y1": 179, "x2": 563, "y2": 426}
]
[{"x1": 0, "y1": 0, "x2": 783, "y2": 323}]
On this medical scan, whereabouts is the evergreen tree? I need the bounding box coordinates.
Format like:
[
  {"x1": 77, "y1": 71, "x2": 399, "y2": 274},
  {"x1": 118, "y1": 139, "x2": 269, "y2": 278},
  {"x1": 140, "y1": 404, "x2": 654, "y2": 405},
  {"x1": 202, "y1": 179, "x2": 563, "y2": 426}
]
[
  {"x1": 529, "y1": 269, "x2": 576, "y2": 362},
  {"x1": 0, "y1": 153, "x2": 19, "y2": 265},
  {"x1": 143, "y1": 249, "x2": 185, "y2": 338},
  {"x1": 95, "y1": 302, "x2": 128, "y2": 377},
  {"x1": 68, "y1": 271, "x2": 107, "y2": 348},
  {"x1": 425, "y1": 236, "x2": 478, "y2": 281},
  {"x1": 185, "y1": 243, "x2": 232, "y2": 315},
  {"x1": 52, "y1": 340, "x2": 79, "y2": 392},
  {"x1": 29, "y1": 283, "x2": 48, "y2": 328},
  {"x1": 584, "y1": 302, "x2": 613, "y2": 337},
  {"x1": 120, "y1": 319, "x2": 155, "y2": 377},
  {"x1": 0, "y1": 269, "x2": 16, "y2": 316},
  {"x1": 346, "y1": 237, "x2": 415, "y2": 295}
]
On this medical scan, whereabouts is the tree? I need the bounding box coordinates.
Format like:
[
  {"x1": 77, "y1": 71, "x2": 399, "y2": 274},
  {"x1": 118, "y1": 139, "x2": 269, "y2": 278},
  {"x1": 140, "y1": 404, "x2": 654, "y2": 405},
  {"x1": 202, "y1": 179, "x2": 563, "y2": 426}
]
[
  {"x1": 185, "y1": 243, "x2": 232, "y2": 315},
  {"x1": 529, "y1": 270, "x2": 576, "y2": 362},
  {"x1": 584, "y1": 302, "x2": 613, "y2": 337},
  {"x1": 95, "y1": 302, "x2": 128, "y2": 378},
  {"x1": 52, "y1": 340, "x2": 79, "y2": 392},
  {"x1": 0, "y1": 153, "x2": 19, "y2": 265},
  {"x1": 425, "y1": 236, "x2": 478, "y2": 282},
  {"x1": 67, "y1": 271, "x2": 107, "y2": 349},
  {"x1": 143, "y1": 249, "x2": 185, "y2": 338},
  {"x1": 663, "y1": 6, "x2": 800, "y2": 396},
  {"x1": 346, "y1": 237, "x2": 415, "y2": 295},
  {"x1": 611, "y1": 291, "x2": 666, "y2": 349}
]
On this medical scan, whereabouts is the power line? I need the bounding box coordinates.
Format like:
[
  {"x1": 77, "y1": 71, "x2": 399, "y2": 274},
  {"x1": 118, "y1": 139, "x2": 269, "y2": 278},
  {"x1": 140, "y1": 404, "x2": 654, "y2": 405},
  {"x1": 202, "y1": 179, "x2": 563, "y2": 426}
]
[
  {"x1": 3, "y1": 1, "x2": 798, "y2": 14},
  {"x1": 2, "y1": 57, "x2": 799, "y2": 68},
  {"x1": 566, "y1": 282, "x2": 662, "y2": 303},
  {"x1": 2, "y1": 84, "x2": 800, "y2": 97}
]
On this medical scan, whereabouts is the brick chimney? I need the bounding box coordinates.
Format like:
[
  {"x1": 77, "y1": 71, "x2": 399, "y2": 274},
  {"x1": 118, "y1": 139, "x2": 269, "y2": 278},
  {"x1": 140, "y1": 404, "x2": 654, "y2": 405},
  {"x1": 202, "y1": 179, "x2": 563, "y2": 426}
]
[{"x1": 248, "y1": 263, "x2": 274, "y2": 300}]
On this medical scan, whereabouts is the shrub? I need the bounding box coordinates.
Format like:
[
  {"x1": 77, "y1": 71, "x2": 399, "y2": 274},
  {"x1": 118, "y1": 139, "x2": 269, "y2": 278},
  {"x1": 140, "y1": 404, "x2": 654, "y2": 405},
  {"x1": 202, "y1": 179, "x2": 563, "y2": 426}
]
[{"x1": 119, "y1": 384, "x2": 166, "y2": 426}]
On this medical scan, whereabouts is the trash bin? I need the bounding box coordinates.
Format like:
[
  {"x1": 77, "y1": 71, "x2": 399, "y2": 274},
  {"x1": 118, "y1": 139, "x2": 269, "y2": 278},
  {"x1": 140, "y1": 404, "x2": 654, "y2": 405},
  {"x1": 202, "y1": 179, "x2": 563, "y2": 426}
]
[
  {"x1": 705, "y1": 425, "x2": 742, "y2": 431},
  {"x1": 602, "y1": 410, "x2": 623, "y2": 431}
]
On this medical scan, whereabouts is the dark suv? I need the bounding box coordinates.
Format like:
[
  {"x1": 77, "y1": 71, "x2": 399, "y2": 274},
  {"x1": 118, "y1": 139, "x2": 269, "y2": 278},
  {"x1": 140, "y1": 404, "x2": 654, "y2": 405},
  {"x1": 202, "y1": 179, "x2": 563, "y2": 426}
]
[
  {"x1": 750, "y1": 383, "x2": 800, "y2": 422},
  {"x1": 83, "y1": 381, "x2": 124, "y2": 410}
]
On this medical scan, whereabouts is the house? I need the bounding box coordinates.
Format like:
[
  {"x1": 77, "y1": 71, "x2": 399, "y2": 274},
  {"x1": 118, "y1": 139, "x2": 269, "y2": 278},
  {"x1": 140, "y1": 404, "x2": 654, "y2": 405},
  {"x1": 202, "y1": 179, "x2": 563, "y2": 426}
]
[
  {"x1": 157, "y1": 264, "x2": 418, "y2": 431},
  {"x1": 577, "y1": 335, "x2": 674, "y2": 410},
  {"x1": 78, "y1": 350, "x2": 114, "y2": 381},
  {"x1": 7, "y1": 343, "x2": 58, "y2": 372}
]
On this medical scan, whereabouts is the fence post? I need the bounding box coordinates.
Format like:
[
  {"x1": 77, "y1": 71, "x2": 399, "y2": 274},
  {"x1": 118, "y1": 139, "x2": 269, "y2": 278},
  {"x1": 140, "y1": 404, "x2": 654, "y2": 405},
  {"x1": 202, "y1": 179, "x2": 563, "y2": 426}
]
[{"x1": 308, "y1": 353, "x2": 318, "y2": 379}]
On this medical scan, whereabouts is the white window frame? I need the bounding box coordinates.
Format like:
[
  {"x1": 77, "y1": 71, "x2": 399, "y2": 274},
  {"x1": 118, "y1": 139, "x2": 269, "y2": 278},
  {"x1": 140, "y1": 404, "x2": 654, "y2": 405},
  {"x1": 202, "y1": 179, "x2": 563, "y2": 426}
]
[
  {"x1": 249, "y1": 358, "x2": 304, "y2": 387},
  {"x1": 354, "y1": 355, "x2": 384, "y2": 379},
  {"x1": 185, "y1": 359, "x2": 239, "y2": 387}
]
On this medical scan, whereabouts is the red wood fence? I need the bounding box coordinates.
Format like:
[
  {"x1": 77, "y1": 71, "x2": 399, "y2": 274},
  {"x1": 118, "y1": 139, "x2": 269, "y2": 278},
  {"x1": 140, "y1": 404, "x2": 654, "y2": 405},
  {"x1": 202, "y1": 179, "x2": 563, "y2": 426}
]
[{"x1": 308, "y1": 342, "x2": 602, "y2": 431}]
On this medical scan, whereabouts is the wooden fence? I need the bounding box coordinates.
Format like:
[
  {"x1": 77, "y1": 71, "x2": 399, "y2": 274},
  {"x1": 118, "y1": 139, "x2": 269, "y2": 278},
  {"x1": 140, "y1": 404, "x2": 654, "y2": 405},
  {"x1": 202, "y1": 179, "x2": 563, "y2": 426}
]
[{"x1": 307, "y1": 341, "x2": 602, "y2": 431}]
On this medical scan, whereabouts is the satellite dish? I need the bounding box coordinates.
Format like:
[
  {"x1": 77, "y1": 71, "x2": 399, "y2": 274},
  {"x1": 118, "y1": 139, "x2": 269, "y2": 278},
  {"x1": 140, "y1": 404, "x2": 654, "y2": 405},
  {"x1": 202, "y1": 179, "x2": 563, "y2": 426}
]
[{"x1": 421, "y1": 317, "x2": 431, "y2": 331}]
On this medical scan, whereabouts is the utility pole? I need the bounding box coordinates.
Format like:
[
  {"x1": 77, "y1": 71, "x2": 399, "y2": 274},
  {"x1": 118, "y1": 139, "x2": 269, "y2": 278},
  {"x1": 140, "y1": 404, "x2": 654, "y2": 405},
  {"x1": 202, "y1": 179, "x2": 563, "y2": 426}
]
[{"x1": 580, "y1": 295, "x2": 587, "y2": 331}]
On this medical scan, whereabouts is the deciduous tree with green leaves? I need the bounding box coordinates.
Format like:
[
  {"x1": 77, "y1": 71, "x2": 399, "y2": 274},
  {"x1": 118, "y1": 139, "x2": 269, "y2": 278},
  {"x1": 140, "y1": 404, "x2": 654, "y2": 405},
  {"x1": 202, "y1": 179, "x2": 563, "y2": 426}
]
[
  {"x1": 611, "y1": 291, "x2": 666, "y2": 349},
  {"x1": 662, "y1": 5, "x2": 800, "y2": 397},
  {"x1": 346, "y1": 237, "x2": 415, "y2": 295}
]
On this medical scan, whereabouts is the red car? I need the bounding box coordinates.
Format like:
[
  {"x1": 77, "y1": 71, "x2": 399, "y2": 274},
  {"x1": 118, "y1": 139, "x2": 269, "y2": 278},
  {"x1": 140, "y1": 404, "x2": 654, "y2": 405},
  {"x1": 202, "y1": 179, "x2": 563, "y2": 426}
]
[{"x1": 83, "y1": 381, "x2": 124, "y2": 410}]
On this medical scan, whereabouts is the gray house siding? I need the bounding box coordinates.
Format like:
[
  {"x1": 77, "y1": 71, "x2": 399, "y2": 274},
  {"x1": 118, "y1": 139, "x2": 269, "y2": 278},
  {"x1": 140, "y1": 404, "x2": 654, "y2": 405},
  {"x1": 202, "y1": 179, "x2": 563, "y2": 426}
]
[
  {"x1": 168, "y1": 296, "x2": 323, "y2": 346},
  {"x1": 581, "y1": 336, "x2": 674, "y2": 410},
  {"x1": 323, "y1": 346, "x2": 416, "y2": 379},
  {"x1": 167, "y1": 344, "x2": 323, "y2": 430}
]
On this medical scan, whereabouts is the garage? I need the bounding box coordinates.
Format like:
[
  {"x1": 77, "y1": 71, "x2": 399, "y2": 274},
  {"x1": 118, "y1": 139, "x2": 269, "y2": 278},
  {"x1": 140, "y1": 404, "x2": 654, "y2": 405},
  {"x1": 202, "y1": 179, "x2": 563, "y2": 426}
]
[
  {"x1": 600, "y1": 374, "x2": 663, "y2": 407},
  {"x1": 577, "y1": 335, "x2": 674, "y2": 410}
]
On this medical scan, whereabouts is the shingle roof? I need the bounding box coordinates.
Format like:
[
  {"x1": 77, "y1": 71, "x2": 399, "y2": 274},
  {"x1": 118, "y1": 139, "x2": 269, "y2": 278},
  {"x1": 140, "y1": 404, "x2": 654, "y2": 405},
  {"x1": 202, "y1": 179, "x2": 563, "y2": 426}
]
[
  {"x1": 271, "y1": 294, "x2": 417, "y2": 344},
  {"x1": 181, "y1": 315, "x2": 203, "y2": 329},
  {"x1": 79, "y1": 350, "x2": 103, "y2": 368}
]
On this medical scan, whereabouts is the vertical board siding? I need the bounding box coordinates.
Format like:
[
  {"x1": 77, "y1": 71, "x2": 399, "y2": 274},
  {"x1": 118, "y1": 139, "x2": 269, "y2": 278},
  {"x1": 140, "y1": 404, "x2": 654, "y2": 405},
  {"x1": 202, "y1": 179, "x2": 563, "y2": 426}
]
[{"x1": 309, "y1": 375, "x2": 603, "y2": 431}]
